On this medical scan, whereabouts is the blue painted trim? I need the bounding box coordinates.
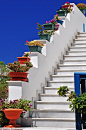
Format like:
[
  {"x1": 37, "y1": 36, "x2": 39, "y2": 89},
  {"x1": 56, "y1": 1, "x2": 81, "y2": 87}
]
[{"x1": 83, "y1": 23, "x2": 85, "y2": 32}]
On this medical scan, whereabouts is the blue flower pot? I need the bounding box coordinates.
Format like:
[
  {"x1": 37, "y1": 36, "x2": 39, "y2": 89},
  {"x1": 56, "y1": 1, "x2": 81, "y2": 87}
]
[{"x1": 57, "y1": 20, "x2": 63, "y2": 25}]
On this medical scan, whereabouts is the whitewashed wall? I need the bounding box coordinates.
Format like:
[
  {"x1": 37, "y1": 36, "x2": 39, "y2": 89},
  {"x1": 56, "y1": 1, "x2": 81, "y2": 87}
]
[{"x1": 8, "y1": 3, "x2": 86, "y2": 102}]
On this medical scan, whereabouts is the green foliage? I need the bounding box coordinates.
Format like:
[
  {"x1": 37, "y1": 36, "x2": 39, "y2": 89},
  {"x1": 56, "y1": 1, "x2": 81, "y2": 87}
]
[
  {"x1": 36, "y1": 23, "x2": 44, "y2": 34},
  {"x1": 57, "y1": 86, "x2": 86, "y2": 114},
  {"x1": 57, "y1": 86, "x2": 69, "y2": 97},
  {"x1": 0, "y1": 111, "x2": 9, "y2": 127},
  {"x1": 23, "y1": 52, "x2": 29, "y2": 57},
  {"x1": 44, "y1": 30, "x2": 55, "y2": 36}
]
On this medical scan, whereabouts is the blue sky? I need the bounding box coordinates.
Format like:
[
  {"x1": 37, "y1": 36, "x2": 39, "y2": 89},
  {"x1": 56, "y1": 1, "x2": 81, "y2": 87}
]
[{"x1": 0, "y1": 0, "x2": 86, "y2": 65}]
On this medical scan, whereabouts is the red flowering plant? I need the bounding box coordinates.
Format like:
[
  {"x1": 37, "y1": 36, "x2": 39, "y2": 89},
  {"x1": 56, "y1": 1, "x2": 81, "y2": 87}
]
[
  {"x1": 0, "y1": 99, "x2": 32, "y2": 111},
  {"x1": 7, "y1": 61, "x2": 33, "y2": 72}
]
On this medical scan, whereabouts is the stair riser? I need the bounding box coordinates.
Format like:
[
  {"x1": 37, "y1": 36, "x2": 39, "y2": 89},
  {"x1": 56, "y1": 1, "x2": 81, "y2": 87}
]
[
  {"x1": 62, "y1": 61, "x2": 86, "y2": 65},
  {"x1": 78, "y1": 34, "x2": 86, "y2": 36},
  {"x1": 32, "y1": 120, "x2": 75, "y2": 127},
  {"x1": 44, "y1": 89, "x2": 74, "y2": 94},
  {"x1": 32, "y1": 111, "x2": 75, "y2": 118},
  {"x1": 36, "y1": 104, "x2": 71, "y2": 110},
  {"x1": 70, "y1": 48, "x2": 86, "y2": 51},
  {"x1": 55, "y1": 71, "x2": 74, "y2": 75},
  {"x1": 59, "y1": 66, "x2": 86, "y2": 70},
  {"x1": 40, "y1": 96, "x2": 68, "y2": 102},
  {"x1": 52, "y1": 77, "x2": 74, "y2": 81},
  {"x1": 72, "y1": 45, "x2": 86, "y2": 47},
  {"x1": 68, "y1": 52, "x2": 86, "y2": 55},
  {"x1": 64, "y1": 56, "x2": 86, "y2": 60},
  {"x1": 74, "y1": 40, "x2": 86, "y2": 43},
  {"x1": 47, "y1": 82, "x2": 74, "y2": 88}
]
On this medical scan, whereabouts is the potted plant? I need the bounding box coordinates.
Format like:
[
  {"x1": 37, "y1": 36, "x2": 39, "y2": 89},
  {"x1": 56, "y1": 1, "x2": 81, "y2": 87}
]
[
  {"x1": 57, "y1": 86, "x2": 86, "y2": 130},
  {"x1": 17, "y1": 52, "x2": 30, "y2": 64},
  {"x1": 77, "y1": 3, "x2": 86, "y2": 15},
  {"x1": 54, "y1": 14, "x2": 63, "y2": 25},
  {"x1": 43, "y1": 19, "x2": 57, "y2": 30},
  {"x1": 56, "y1": 7, "x2": 67, "y2": 16},
  {"x1": 25, "y1": 40, "x2": 44, "y2": 53},
  {"x1": 0, "y1": 99, "x2": 32, "y2": 128},
  {"x1": 36, "y1": 23, "x2": 51, "y2": 41},
  {"x1": 62, "y1": 2, "x2": 73, "y2": 8},
  {"x1": 7, "y1": 61, "x2": 33, "y2": 82}
]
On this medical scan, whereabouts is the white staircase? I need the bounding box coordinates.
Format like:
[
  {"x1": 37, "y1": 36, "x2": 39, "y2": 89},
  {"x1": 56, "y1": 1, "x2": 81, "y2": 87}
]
[{"x1": 27, "y1": 32, "x2": 86, "y2": 129}]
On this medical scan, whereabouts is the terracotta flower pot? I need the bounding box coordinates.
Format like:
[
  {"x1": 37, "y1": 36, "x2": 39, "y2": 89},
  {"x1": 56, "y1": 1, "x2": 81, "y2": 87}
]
[
  {"x1": 9, "y1": 72, "x2": 28, "y2": 82},
  {"x1": 2, "y1": 108, "x2": 23, "y2": 128},
  {"x1": 17, "y1": 57, "x2": 30, "y2": 64},
  {"x1": 62, "y1": 5, "x2": 73, "y2": 8}
]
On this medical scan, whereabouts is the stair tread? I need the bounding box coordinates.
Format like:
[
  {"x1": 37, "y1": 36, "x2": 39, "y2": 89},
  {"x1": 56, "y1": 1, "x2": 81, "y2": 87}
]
[
  {"x1": 61, "y1": 60, "x2": 86, "y2": 61},
  {"x1": 35, "y1": 101, "x2": 71, "y2": 104},
  {"x1": 69, "y1": 46, "x2": 86, "y2": 48},
  {"x1": 64, "y1": 55, "x2": 86, "y2": 57},
  {"x1": 59, "y1": 64, "x2": 86, "y2": 67},
  {"x1": 31, "y1": 109, "x2": 74, "y2": 112},
  {"x1": 74, "y1": 39, "x2": 86, "y2": 41},
  {"x1": 71, "y1": 43, "x2": 86, "y2": 45},
  {"x1": 44, "y1": 87, "x2": 74, "y2": 89},
  {"x1": 48, "y1": 81, "x2": 74, "y2": 83},
  {"x1": 78, "y1": 32, "x2": 86, "y2": 34},
  {"x1": 39, "y1": 94, "x2": 69, "y2": 97},
  {"x1": 67, "y1": 51, "x2": 86, "y2": 52},
  {"x1": 31, "y1": 118, "x2": 75, "y2": 121},
  {"x1": 51, "y1": 75, "x2": 74, "y2": 77},
  {"x1": 55, "y1": 69, "x2": 86, "y2": 72}
]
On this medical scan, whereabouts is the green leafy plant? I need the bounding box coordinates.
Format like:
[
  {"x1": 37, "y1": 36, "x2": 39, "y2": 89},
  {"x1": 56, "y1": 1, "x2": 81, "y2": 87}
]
[
  {"x1": 36, "y1": 23, "x2": 44, "y2": 34},
  {"x1": 23, "y1": 52, "x2": 29, "y2": 57},
  {"x1": 7, "y1": 61, "x2": 33, "y2": 72},
  {"x1": 57, "y1": 86, "x2": 86, "y2": 114},
  {"x1": 44, "y1": 30, "x2": 55, "y2": 36}
]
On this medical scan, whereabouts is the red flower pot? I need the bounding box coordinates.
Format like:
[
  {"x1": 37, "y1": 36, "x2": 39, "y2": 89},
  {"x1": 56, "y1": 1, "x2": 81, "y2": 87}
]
[
  {"x1": 9, "y1": 72, "x2": 28, "y2": 82},
  {"x1": 3, "y1": 108, "x2": 23, "y2": 128},
  {"x1": 17, "y1": 57, "x2": 30, "y2": 64},
  {"x1": 62, "y1": 5, "x2": 73, "y2": 8}
]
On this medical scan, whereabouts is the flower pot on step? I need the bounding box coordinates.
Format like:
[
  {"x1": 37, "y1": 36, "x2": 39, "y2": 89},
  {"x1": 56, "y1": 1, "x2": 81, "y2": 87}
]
[
  {"x1": 28, "y1": 45, "x2": 42, "y2": 53},
  {"x1": 43, "y1": 23, "x2": 55, "y2": 30},
  {"x1": 17, "y1": 57, "x2": 30, "y2": 64},
  {"x1": 62, "y1": 5, "x2": 73, "y2": 8},
  {"x1": 9, "y1": 72, "x2": 28, "y2": 82},
  {"x1": 56, "y1": 10, "x2": 67, "y2": 16},
  {"x1": 2, "y1": 108, "x2": 23, "y2": 128},
  {"x1": 80, "y1": 9, "x2": 85, "y2": 15},
  {"x1": 39, "y1": 33, "x2": 50, "y2": 41}
]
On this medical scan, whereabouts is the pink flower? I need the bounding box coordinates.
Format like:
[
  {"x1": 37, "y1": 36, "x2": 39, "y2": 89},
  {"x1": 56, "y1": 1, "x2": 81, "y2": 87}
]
[
  {"x1": 56, "y1": 14, "x2": 58, "y2": 16},
  {"x1": 26, "y1": 40, "x2": 29, "y2": 42},
  {"x1": 65, "y1": 2, "x2": 70, "y2": 4},
  {"x1": 46, "y1": 21, "x2": 48, "y2": 24}
]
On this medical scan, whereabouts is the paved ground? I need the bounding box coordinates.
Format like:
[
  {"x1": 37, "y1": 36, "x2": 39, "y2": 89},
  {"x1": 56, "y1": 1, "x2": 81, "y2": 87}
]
[{"x1": 0, "y1": 127, "x2": 76, "y2": 130}]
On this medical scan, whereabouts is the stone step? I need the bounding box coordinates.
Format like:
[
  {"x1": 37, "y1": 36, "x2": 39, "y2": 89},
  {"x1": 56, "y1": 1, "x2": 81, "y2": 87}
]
[
  {"x1": 61, "y1": 60, "x2": 86, "y2": 65},
  {"x1": 58, "y1": 64, "x2": 86, "y2": 70},
  {"x1": 74, "y1": 39, "x2": 86, "y2": 43},
  {"x1": 31, "y1": 109, "x2": 75, "y2": 118},
  {"x1": 47, "y1": 81, "x2": 74, "y2": 88},
  {"x1": 69, "y1": 47, "x2": 86, "y2": 51},
  {"x1": 44, "y1": 87, "x2": 74, "y2": 94},
  {"x1": 54, "y1": 69, "x2": 86, "y2": 75},
  {"x1": 51, "y1": 75, "x2": 74, "y2": 81},
  {"x1": 39, "y1": 94, "x2": 68, "y2": 102},
  {"x1": 32, "y1": 118, "x2": 75, "y2": 127},
  {"x1": 78, "y1": 32, "x2": 86, "y2": 36},
  {"x1": 35, "y1": 101, "x2": 71, "y2": 110},
  {"x1": 71, "y1": 43, "x2": 86, "y2": 47},
  {"x1": 76, "y1": 36, "x2": 86, "y2": 39},
  {"x1": 64, "y1": 55, "x2": 86, "y2": 60},
  {"x1": 67, "y1": 51, "x2": 86, "y2": 55}
]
